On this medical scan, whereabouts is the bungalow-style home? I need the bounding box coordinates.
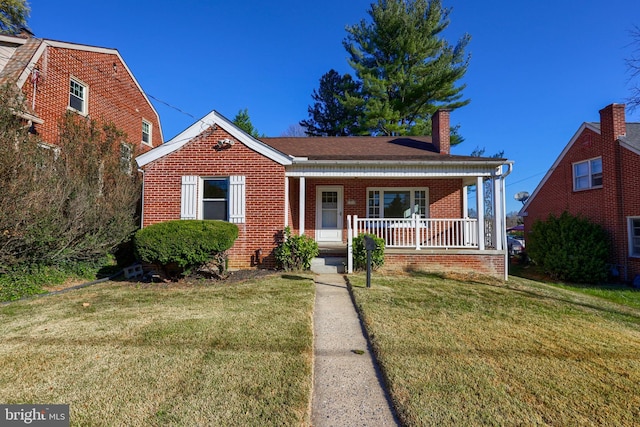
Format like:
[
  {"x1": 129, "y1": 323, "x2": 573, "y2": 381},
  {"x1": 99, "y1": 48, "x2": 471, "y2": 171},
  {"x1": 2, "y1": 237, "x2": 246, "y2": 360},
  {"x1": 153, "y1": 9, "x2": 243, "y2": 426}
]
[
  {"x1": 519, "y1": 104, "x2": 640, "y2": 282},
  {"x1": 136, "y1": 109, "x2": 513, "y2": 279},
  {"x1": 0, "y1": 30, "x2": 162, "y2": 152}
]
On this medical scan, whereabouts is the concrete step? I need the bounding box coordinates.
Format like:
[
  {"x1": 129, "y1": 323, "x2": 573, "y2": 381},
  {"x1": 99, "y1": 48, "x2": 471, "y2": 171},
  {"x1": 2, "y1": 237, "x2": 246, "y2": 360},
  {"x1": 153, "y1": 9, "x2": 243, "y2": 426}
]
[{"x1": 311, "y1": 256, "x2": 347, "y2": 274}]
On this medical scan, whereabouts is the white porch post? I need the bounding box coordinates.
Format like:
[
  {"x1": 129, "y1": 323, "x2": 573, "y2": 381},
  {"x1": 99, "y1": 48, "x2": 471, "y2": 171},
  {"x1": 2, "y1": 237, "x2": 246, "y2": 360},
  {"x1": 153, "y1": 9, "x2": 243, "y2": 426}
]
[
  {"x1": 493, "y1": 168, "x2": 504, "y2": 250},
  {"x1": 462, "y1": 185, "x2": 469, "y2": 218},
  {"x1": 502, "y1": 170, "x2": 509, "y2": 281},
  {"x1": 347, "y1": 215, "x2": 353, "y2": 273},
  {"x1": 299, "y1": 177, "x2": 306, "y2": 236},
  {"x1": 476, "y1": 176, "x2": 485, "y2": 251},
  {"x1": 284, "y1": 176, "x2": 289, "y2": 228}
]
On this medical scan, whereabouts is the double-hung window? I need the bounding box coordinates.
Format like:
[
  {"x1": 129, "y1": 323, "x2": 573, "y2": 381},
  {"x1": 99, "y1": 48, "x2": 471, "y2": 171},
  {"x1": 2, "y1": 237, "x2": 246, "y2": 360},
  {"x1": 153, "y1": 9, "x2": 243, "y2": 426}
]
[
  {"x1": 573, "y1": 157, "x2": 602, "y2": 191},
  {"x1": 202, "y1": 178, "x2": 229, "y2": 221},
  {"x1": 367, "y1": 188, "x2": 428, "y2": 218},
  {"x1": 142, "y1": 120, "x2": 152, "y2": 146},
  {"x1": 69, "y1": 78, "x2": 87, "y2": 115},
  {"x1": 629, "y1": 217, "x2": 640, "y2": 257}
]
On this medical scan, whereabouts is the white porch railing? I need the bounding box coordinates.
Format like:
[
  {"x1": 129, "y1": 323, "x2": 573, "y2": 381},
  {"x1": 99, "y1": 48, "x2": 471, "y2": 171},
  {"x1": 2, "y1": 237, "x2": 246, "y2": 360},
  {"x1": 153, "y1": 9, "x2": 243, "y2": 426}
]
[
  {"x1": 347, "y1": 214, "x2": 479, "y2": 273},
  {"x1": 351, "y1": 215, "x2": 479, "y2": 249}
]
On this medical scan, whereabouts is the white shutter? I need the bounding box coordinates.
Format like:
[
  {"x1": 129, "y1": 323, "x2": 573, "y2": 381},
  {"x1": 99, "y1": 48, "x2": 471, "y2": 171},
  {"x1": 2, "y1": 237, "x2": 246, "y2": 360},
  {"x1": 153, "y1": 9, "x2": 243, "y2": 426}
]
[
  {"x1": 180, "y1": 175, "x2": 198, "y2": 219},
  {"x1": 229, "y1": 175, "x2": 246, "y2": 223}
]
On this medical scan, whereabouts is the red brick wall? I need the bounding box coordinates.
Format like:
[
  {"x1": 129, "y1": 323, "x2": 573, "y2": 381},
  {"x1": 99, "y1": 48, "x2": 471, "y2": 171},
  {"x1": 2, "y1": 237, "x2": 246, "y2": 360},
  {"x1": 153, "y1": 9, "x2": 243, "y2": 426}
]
[
  {"x1": 381, "y1": 251, "x2": 505, "y2": 279},
  {"x1": 22, "y1": 45, "x2": 161, "y2": 154},
  {"x1": 288, "y1": 177, "x2": 463, "y2": 240},
  {"x1": 142, "y1": 127, "x2": 286, "y2": 269},
  {"x1": 524, "y1": 106, "x2": 640, "y2": 280}
]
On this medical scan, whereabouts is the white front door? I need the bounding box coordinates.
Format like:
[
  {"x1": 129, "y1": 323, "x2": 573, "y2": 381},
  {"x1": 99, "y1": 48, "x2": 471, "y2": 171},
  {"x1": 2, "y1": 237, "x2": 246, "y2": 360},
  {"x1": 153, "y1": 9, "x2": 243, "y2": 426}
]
[{"x1": 316, "y1": 186, "x2": 343, "y2": 242}]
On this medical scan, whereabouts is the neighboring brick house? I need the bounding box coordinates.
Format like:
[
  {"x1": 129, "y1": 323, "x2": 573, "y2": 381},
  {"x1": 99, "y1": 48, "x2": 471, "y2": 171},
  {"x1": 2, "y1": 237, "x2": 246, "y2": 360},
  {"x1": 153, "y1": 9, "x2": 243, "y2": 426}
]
[
  {"x1": 520, "y1": 104, "x2": 640, "y2": 282},
  {"x1": 137, "y1": 109, "x2": 514, "y2": 279},
  {"x1": 0, "y1": 32, "x2": 162, "y2": 153}
]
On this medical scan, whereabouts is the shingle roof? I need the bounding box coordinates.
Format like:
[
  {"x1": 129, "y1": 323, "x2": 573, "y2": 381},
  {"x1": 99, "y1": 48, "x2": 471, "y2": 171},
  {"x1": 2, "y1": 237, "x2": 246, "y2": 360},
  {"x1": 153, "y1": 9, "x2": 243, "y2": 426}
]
[
  {"x1": 0, "y1": 37, "x2": 42, "y2": 84},
  {"x1": 261, "y1": 136, "x2": 491, "y2": 161},
  {"x1": 621, "y1": 123, "x2": 640, "y2": 151},
  {"x1": 587, "y1": 122, "x2": 640, "y2": 151}
]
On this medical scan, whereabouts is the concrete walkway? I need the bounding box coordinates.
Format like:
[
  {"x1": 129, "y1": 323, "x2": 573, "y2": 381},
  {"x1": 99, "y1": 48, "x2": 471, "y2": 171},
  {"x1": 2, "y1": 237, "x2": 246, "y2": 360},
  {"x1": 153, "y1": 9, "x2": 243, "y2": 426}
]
[{"x1": 312, "y1": 273, "x2": 399, "y2": 426}]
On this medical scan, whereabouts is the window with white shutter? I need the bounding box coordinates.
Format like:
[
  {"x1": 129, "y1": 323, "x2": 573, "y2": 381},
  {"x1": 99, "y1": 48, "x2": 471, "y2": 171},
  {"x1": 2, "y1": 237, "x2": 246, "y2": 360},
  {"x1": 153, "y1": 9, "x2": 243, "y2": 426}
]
[
  {"x1": 180, "y1": 176, "x2": 198, "y2": 219},
  {"x1": 229, "y1": 175, "x2": 246, "y2": 223},
  {"x1": 181, "y1": 175, "x2": 245, "y2": 223}
]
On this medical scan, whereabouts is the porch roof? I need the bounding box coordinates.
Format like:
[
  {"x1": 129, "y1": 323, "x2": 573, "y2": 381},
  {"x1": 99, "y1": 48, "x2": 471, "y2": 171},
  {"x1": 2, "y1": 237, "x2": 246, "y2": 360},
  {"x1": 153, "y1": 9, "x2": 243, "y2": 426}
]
[
  {"x1": 261, "y1": 136, "x2": 495, "y2": 161},
  {"x1": 262, "y1": 136, "x2": 510, "y2": 181}
]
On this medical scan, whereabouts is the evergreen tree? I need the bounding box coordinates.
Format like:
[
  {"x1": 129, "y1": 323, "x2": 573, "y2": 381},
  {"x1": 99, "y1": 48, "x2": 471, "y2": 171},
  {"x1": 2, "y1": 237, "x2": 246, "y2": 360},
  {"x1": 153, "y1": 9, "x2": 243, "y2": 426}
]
[
  {"x1": 232, "y1": 108, "x2": 261, "y2": 138},
  {"x1": 0, "y1": 0, "x2": 29, "y2": 34},
  {"x1": 300, "y1": 69, "x2": 363, "y2": 136},
  {"x1": 343, "y1": 0, "x2": 470, "y2": 136}
]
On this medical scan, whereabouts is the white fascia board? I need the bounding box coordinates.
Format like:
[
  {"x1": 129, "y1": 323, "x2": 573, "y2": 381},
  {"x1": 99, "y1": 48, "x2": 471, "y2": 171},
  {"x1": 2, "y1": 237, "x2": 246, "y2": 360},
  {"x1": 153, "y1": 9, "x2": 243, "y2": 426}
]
[
  {"x1": 0, "y1": 34, "x2": 26, "y2": 45},
  {"x1": 136, "y1": 110, "x2": 292, "y2": 167},
  {"x1": 212, "y1": 111, "x2": 292, "y2": 165},
  {"x1": 285, "y1": 162, "x2": 508, "y2": 178},
  {"x1": 519, "y1": 122, "x2": 599, "y2": 215},
  {"x1": 18, "y1": 39, "x2": 164, "y2": 143},
  {"x1": 291, "y1": 159, "x2": 509, "y2": 167}
]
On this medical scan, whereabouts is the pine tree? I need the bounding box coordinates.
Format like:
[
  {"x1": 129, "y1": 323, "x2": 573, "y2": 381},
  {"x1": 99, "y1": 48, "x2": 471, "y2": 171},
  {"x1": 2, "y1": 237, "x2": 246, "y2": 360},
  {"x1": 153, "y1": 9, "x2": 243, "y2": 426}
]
[
  {"x1": 343, "y1": 0, "x2": 470, "y2": 136},
  {"x1": 300, "y1": 69, "x2": 363, "y2": 136},
  {"x1": 0, "y1": 0, "x2": 29, "y2": 34},
  {"x1": 232, "y1": 108, "x2": 261, "y2": 138}
]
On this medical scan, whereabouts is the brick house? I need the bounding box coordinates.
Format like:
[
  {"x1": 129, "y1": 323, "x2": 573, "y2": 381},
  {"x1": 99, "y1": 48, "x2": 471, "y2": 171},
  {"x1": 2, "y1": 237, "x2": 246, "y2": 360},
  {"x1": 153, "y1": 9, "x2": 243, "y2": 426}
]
[
  {"x1": 136, "y1": 109, "x2": 513, "y2": 279},
  {"x1": 0, "y1": 32, "x2": 162, "y2": 152},
  {"x1": 519, "y1": 104, "x2": 640, "y2": 282}
]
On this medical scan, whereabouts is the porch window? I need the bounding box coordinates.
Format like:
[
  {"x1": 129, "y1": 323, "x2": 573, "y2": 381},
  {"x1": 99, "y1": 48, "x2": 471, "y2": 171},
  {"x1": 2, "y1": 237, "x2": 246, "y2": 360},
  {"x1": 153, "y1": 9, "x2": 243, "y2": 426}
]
[
  {"x1": 629, "y1": 217, "x2": 640, "y2": 257},
  {"x1": 573, "y1": 157, "x2": 602, "y2": 191},
  {"x1": 202, "y1": 178, "x2": 229, "y2": 220},
  {"x1": 367, "y1": 188, "x2": 428, "y2": 218}
]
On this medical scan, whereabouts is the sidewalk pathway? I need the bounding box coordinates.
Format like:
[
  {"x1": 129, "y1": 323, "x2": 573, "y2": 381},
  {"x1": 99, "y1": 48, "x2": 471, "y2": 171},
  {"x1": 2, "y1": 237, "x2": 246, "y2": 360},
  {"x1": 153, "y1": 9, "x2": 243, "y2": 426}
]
[{"x1": 311, "y1": 273, "x2": 399, "y2": 426}]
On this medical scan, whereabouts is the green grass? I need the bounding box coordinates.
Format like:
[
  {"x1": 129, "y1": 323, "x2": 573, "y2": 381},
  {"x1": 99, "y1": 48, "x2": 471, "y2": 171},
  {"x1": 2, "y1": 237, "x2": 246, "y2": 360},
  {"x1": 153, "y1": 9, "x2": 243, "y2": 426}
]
[
  {"x1": 0, "y1": 274, "x2": 315, "y2": 426},
  {"x1": 350, "y1": 271, "x2": 640, "y2": 426}
]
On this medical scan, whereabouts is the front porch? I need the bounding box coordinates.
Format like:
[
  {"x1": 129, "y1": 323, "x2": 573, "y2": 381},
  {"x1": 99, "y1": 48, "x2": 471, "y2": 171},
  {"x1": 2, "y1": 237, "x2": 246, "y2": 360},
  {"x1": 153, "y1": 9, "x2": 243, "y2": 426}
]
[{"x1": 284, "y1": 158, "x2": 513, "y2": 280}]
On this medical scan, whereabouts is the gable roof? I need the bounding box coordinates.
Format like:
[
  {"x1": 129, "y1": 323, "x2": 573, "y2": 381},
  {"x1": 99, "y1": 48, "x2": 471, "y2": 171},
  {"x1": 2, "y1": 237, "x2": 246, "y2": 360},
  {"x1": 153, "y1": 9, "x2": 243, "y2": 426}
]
[
  {"x1": 0, "y1": 34, "x2": 163, "y2": 142},
  {"x1": 135, "y1": 110, "x2": 293, "y2": 167},
  {"x1": 519, "y1": 121, "x2": 640, "y2": 216}
]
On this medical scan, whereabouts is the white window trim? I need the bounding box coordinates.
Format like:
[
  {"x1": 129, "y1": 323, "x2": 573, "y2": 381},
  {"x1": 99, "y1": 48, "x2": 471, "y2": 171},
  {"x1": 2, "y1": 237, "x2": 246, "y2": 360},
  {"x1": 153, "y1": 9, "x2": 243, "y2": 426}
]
[
  {"x1": 572, "y1": 156, "x2": 602, "y2": 191},
  {"x1": 68, "y1": 76, "x2": 88, "y2": 116},
  {"x1": 366, "y1": 187, "x2": 430, "y2": 218},
  {"x1": 200, "y1": 177, "x2": 229, "y2": 221},
  {"x1": 628, "y1": 217, "x2": 640, "y2": 258},
  {"x1": 179, "y1": 176, "x2": 245, "y2": 223},
  {"x1": 142, "y1": 119, "x2": 152, "y2": 146}
]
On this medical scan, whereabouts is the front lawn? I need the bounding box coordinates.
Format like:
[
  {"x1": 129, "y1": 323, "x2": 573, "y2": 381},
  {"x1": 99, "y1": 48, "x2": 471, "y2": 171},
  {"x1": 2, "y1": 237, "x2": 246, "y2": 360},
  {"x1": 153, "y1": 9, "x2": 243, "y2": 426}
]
[
  {"x1": 0, "y1": 275, "x2": 314, "y2": 426},
  {"x1": 350, "y1": 272, "x2": 640, "y2": 426}
]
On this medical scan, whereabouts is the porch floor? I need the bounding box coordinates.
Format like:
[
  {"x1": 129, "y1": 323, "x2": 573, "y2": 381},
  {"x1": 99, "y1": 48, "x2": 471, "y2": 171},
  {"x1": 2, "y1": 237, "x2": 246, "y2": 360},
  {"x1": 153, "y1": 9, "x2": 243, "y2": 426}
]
[{"x1": 317, "y1": 243, "x2": 347, "y2": 256}]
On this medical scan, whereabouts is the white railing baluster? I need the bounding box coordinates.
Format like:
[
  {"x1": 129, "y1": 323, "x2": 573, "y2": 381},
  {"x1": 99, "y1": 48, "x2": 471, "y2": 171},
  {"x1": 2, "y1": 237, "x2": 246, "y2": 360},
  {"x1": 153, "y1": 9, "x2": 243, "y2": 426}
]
[{"x1": 351, "y1": 217, "x2": 480, "y2": 249}]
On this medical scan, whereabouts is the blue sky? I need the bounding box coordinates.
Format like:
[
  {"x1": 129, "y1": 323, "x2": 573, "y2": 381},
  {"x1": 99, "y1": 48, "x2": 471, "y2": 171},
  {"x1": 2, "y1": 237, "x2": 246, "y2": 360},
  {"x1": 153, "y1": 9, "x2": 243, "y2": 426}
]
[{"x1": 27, "y1": 0, "x2": 640, "y2": 214}]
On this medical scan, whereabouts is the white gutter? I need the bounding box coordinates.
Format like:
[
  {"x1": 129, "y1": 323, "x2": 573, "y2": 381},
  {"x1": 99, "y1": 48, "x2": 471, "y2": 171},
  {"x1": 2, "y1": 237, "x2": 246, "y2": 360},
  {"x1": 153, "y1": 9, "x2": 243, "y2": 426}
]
[{"x1": 500, "y1": 162, "x2": 514, "y2": 281}]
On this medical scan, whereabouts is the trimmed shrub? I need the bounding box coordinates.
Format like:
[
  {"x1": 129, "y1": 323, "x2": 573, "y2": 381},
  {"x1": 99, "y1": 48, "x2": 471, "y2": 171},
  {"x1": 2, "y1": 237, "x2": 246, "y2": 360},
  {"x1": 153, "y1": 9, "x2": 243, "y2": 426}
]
[
  {"x1": 353, "y1": 234, "x2": 385, "y2": 271},
  {"x1": 274, "y1": 227, "x2": 319, "y2": 271},
  {"x1": 134, "y1": 220, "x2": 238, "y2": 276},
  {"x1": 527, "y1": 211, "x2": 610, "y2": 283}
]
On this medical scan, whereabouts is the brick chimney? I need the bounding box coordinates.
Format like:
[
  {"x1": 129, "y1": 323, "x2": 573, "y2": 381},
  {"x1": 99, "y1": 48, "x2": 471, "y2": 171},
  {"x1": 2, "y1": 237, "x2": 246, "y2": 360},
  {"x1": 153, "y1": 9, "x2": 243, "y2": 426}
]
[
  {"x1": 432, "y1": 109, "x2": 451, "y2": 154},
  {"x1": 599, "y1": 103, "x2": 626, "y2": 143},
  {"x1": 599, "y1": 103, "x2": 626, "y2": 278}
]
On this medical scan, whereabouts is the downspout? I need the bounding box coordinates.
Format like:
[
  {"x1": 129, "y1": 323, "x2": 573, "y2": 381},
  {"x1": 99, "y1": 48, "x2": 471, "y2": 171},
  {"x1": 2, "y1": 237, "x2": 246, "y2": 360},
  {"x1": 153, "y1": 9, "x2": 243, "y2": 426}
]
[
  {"x1": 499, "y1": 162, "x2": 514, "y2": 281},
  {"x1": 138, "y1": 168, "x2": 145, "y2": 229}
]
